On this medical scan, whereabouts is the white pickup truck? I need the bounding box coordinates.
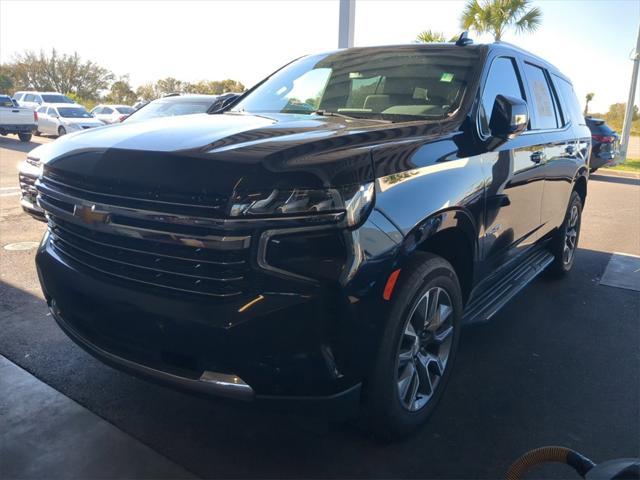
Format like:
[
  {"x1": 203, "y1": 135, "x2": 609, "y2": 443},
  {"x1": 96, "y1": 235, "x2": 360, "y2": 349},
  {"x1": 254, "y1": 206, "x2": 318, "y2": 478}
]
[{"x1": 0, "y1": 95, "x2": 37, "y2": 142}]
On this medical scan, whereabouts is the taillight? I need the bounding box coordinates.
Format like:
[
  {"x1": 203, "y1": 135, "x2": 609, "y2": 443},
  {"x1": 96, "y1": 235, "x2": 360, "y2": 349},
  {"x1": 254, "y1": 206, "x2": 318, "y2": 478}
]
[
  {"x1": 34, "y1": 111, "x2": 38, "y2": 121},
  {"x1": 118, "y1": 115, "x2": 127, "y2": 122},
  {"x1": 592, "y1": 134, "x2": 614, "y2": 143}
]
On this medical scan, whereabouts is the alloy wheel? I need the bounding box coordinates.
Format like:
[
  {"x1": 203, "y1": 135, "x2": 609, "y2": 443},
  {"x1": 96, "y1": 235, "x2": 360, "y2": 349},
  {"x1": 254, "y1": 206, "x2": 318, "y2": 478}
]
[
  {"x1": 563, "y1": 204, "x2": 580, "y2": 265},
  {"x1": 396, "y1": 286, "x2": 454, "y2": 412}
]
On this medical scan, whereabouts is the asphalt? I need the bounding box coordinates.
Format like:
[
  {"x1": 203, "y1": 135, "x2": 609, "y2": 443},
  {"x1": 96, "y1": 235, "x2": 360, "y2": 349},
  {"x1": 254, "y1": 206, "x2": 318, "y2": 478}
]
[{"x1": 0, "y1": 133, "x2": 638, "y2": 479}]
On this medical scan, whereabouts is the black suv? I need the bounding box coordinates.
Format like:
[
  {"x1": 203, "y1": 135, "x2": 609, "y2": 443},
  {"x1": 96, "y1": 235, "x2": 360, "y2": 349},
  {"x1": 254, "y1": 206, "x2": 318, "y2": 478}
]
[
  {"x1": 585, "y1": 116, "x2": 619, "y2": 172},
  {"x1": 34, "y1": 41, "x2": 590, "y2": 438}
]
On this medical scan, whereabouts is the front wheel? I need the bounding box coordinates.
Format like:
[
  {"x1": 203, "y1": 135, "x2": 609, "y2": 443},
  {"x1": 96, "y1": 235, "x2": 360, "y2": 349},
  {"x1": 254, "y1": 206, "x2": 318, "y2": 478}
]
[
  {"x1": 34, "y1": 130, "x2": 41, "y2": 136},
  {"x1": 58, "y1": 126, "x2": 66, "y2": 137},
  {"x1": 361, "y1": 253, "x2": 462, "y2": 440},
  {"x1": 18, "y1": 132, "x2": 32, "y2": 142},
  {"x1": 547, "y1": 191, "x2": 583, "y2": 277}
]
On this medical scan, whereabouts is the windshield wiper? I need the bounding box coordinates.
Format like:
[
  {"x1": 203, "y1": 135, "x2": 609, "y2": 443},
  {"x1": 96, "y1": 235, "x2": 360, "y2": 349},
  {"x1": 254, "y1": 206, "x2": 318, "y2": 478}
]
[{"x1": 312, "y1": 110, "x2": 391, "y2": 123}]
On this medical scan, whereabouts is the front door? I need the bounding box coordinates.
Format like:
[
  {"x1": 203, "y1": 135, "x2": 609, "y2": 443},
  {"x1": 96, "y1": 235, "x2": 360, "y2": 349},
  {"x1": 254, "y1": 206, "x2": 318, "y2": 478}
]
[{"x1": 478, "y1": 56, "x2": 546, "y2": 271}]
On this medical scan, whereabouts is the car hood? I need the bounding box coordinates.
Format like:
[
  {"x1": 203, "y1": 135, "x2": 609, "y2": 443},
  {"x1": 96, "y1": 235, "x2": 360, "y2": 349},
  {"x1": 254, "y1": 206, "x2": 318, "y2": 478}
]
[
  {"x1": 41, "y1": 112, "x2": 445, "y2": 206},
  {"x1": 61, "y1": 117, "x2": 103, "y2": 126}
]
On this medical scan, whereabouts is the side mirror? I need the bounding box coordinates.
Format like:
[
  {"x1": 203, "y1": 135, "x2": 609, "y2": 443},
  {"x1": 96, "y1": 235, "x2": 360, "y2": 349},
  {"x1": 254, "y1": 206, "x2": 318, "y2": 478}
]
[{"x1": 487, "y1": 94, "x2": 528, "y2": 148}]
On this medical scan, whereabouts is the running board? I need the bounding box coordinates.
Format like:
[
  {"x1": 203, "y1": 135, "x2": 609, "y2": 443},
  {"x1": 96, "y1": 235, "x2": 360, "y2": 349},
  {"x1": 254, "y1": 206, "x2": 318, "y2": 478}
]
[{"x1": 462, "y1": 248, "x2": 554, "y2": 324}]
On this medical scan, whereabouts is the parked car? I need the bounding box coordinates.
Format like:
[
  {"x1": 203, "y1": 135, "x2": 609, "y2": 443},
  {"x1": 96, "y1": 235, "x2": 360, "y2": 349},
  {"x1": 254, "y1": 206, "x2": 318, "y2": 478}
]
[
  {"x1": 35, "y1": 41, "x2": 590, "y2": 439},
  {"x1": 0, "y1": 94, "x2": 37, "y2": 142},
  {"x1": 123, "y1": 94, "x2": 224, "y2": 123},
  {"x1": 91, "y1": 104, "x2": 136, "y2": 124},
  {"x1": 585, "y1": 117, "x2": 619, "y2": 172},
  {"x1": 14, "y1": 91, "x2": 76, "y2": 110},
  {"x1": 35, "y1": 104, "x2": 103, "y2": 136},
  {"x1": 18, "y1": 144, "x2": 46, "y2": 220}
]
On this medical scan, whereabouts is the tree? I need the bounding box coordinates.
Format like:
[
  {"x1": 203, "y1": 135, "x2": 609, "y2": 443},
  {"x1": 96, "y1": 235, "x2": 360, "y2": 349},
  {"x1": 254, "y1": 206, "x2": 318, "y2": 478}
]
[
  {"x1": 135, "y1": 83, "x2": 158, "y2": 102},
  {"x1": 184, "y1": 79, "x2": 245, "y2": 95},
  {"x1": 606, "y1": 102, "x2": 639, "y2": 122},
  {"x1": 584, "y1": 92, "x2": 594, "y2": 115},
  {"x1": 106, "y1": 76, "x2": 137, "y2": 104},
  {"x1": 416, "y1": 30, "x2": 447, "y2": 43},
  {"x1": 6, "y1": 49, "x2": 114, "y2": 100},
  {"x1": 155, "y1": 77, "x2": 184, "y2": 96},
  {"x1": 460, "y1": 0, "x2": 542, "y2": 41}
]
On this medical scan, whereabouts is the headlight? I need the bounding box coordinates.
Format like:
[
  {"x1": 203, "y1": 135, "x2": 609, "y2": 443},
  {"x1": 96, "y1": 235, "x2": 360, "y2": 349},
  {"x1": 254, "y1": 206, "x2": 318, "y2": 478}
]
[
  {"x1": 229, "y1": 182, "x2": 374, "y2": 227},
  {"x1": 26, "y1": 155, "x2": 41, "y2": 167}
]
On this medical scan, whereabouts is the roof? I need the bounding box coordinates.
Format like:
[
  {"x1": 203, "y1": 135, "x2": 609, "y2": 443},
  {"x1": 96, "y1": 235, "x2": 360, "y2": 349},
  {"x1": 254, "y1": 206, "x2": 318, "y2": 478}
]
[
  {"x1": 150, "y1": 94, "x2": 219, "y2": 103},
  {"x1": 46, "y1": 103, "x2": 85, "y2": 109},
  {"x1": 93, "y1": 104, "x2": 133, "y2": 109},
  {"x1": 14, "y1": 91, "x2": 68, "y2": 95}
]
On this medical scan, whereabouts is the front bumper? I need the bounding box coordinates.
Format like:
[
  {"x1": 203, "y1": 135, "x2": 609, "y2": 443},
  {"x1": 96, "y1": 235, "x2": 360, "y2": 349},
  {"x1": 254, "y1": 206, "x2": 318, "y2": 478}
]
[{"x1": 36, "y1": 231, "x2": 368, "y2": 406}]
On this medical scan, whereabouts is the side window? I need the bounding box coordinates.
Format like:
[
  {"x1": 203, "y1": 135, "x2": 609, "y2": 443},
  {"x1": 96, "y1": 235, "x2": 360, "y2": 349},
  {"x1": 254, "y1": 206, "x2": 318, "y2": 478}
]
[
  {"x1": 523, "y1": 63, "x2": 558, "y2": 130},
  {"x1": 480, "y1": 57, "x2": 525, "y2": 135},
  {"x1": 552, "y1": 74, "x2": 585, "y2": 126},
  {"x1": 47, "y1": 107, "x2": 57, "y2": 116},
  {"x1": 103, "y1": 107, "x2": 114, "y2": 114},
  {"x1": 93, "y1": 107, "x2": 103, "y2": 115},
  {"x1": 35, "y1": 95, "x2": 43, "y2": 104},
  {"x1": 25, "y1": 94, "x2": 35, "y2": 102},
  {"x1": 37, "y1": 106, "x2": 47, "y2": 113}
]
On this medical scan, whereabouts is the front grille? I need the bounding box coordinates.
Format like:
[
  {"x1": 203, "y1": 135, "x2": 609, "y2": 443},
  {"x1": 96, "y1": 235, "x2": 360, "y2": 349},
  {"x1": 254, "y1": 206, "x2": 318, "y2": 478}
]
[
  {"x1": 19, "y1": 173, "x2": 38, "y2": 203},
  {"x1": 38, "y1": 174, "x2": 252, "y2": 298}
]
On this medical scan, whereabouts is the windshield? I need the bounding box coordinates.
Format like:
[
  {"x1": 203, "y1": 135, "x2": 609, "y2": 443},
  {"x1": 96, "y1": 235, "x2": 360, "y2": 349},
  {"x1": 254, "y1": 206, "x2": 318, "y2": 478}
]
[
  {"x1": 116, "y1": 106, "x2": 135, "y2": 114},
  {"x1": 126, "y1": 100, "x2": 213, "y2": 122},
  {"x1": 58, "y1": 107, "x2": 92, "y2": 118},
  {"x1": 231, "y1": 47, "x2": 480, "y2": 122},
  {"x1": 42, "y1": 94, "x2": 74, "y2": 104}
]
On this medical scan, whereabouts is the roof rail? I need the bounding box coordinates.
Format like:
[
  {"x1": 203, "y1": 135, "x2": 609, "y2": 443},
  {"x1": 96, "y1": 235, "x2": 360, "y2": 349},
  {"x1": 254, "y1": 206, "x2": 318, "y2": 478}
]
[
  {"x1": 455, "y1": 31, "x2": 473, "y2": 46},
  {"x1": 162, "y1": 92, "x2": 181, "y2": 98}
]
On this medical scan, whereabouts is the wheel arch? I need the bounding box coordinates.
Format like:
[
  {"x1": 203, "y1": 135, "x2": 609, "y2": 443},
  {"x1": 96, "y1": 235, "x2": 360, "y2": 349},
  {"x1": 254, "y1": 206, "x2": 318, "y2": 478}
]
[
  {"x1": 402, "y1": 208, "x2": 478, "y2": 302},
  {"x1": 573, "y1": 170, "x2": 588, "y2": 205}
]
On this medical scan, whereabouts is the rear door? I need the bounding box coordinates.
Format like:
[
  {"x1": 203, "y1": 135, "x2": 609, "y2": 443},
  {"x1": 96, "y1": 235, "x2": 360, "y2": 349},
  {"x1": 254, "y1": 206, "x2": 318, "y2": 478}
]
[{"x1": 480, "y1": 56, "x2": 546, "y2": 269}]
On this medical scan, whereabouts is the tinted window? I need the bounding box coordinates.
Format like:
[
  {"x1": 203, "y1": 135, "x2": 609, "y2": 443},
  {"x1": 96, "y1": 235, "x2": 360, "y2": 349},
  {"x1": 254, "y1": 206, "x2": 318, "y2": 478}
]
[
  {"x1": 232, "y1": 48, "x2": 480, "y2": 122},
  {"x1": 58, "y1": 107, "x2": 91, "y2": 118},
  {"x1": 116, "y1": 106, "x2": 134, "y2": 114},
  {"x1": 0, "y1": 96, "x2": 13, "y2": 107},
  {"x1": 42, "y1": 94, "x2": 74, "y2": 104},
  {"x1": 524, "y1": 63, "x2": 557, "y2": 130},
  {"x1": 102, "y1": 107, "x2": 114, "y2": 114},
  {"x1": 552, "y1": 74, "x2": 585, "y2": 126},
  {"x1": 480, "y1": 56, "x2": 524, "y2": 135}
]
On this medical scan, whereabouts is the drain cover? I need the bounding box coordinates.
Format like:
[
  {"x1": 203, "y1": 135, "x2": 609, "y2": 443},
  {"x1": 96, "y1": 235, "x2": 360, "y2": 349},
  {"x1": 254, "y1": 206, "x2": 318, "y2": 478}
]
[{"x1": 4, "y1": 241, "x2": 39, "y2": 251}]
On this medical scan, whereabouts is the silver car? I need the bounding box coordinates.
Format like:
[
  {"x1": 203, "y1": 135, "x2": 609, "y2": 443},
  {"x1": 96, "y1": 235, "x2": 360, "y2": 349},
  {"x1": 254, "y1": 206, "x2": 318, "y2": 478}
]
[
  {"x1": 36, "y1": 104, "x2": 104, "y2": 137},
  {"x1": 91, "y1": 104, "x2": 136, "y2": 124}
]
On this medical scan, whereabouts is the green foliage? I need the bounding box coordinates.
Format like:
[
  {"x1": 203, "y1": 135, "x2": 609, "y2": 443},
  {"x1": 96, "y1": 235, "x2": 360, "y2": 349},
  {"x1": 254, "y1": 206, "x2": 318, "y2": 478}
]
[
  {"x1": 584, "y1": 92, "x2": 594, "y2": 115},
  {"x1": 1, "y1": 49, "x2": 246, "y2": 107},
  {"x1": 461, "y1": 0, "x2": 542, "y2": 41},
  {"x1": 106, "y1": 76, "x2": 137, "y2": 105},
  {"x1": 416, "y1": 30, "x2": 447, "y2": 43},
  {"x1": 591, "y1": 103, "x2": 640, "y2": 135}
]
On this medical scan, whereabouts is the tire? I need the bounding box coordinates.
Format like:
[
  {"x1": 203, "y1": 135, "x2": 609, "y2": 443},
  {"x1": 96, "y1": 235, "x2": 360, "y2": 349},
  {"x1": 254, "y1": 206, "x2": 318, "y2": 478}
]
[
  {"x1": 34, "y1": 130, "x2": 41, "y2": 136},
  {"x1": 547, "y1": 191, "x2": 583, "y2": 277},
  {"x1": 58, "y1": 126, "x2": 66, "y2": 137},
  {"x1": 589, "y1": 167, "x2": 598, "y2": 174},
  {"x1": 18, "y1": 132, "x2": 32, "y2": 142},
  {"x1": 361, "y1": 253, "x2": 463, "y2": 440}
]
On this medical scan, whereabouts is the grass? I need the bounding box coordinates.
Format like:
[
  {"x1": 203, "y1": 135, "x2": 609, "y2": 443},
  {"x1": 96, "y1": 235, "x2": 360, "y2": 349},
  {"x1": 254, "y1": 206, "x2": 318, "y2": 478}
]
[{"x1": 604, "y1": 158, "x2": 640, "y2": 173}]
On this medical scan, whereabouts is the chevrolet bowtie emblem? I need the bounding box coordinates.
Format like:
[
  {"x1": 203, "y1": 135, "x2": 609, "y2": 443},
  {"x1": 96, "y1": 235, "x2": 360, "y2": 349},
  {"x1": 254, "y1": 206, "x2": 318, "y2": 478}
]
[{"x1": 73, "y1": 204, "x2": 110, "y2": 224}]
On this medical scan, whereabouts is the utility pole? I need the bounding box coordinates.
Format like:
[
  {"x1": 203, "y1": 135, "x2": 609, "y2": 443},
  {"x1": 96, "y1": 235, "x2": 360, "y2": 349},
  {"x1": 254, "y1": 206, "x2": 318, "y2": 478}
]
[
  {"x1": 620, "y1": 23, "x2": 640, "y2": 163},
  {"x1": 338, "y1": 0, "x2": 356, "y2": 49}
]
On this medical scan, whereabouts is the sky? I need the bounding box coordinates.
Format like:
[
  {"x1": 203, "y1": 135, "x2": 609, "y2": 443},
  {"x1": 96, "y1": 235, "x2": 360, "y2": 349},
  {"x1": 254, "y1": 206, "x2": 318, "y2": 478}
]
[{"x1": 0, "y1": 0, "x2": 638, "y2": 113}]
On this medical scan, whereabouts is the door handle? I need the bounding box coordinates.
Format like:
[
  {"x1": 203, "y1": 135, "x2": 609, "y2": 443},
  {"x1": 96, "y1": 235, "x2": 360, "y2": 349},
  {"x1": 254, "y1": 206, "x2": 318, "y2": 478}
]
[{"x1": 530, "y1": 151, "x2": 544, "y2": 163}]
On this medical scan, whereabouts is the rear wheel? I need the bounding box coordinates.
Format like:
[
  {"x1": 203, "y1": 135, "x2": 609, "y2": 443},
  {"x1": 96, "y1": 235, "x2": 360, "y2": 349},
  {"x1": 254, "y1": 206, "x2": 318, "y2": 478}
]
[
  {"x1": 34, "y1": 130, "x2": 41, "y2": 136},
  {"x1": 361, "y1": 253, "x2": 462, "y2": 440},
  {"x1": 547, "y1": 191, "x2": 582, "y2": 277},
  {"x1": 18, "y1": 132, "x2": 32, "y2": 142},
  {"x1": 58, "y1": 126, "x2": 66, "y2": 137}
]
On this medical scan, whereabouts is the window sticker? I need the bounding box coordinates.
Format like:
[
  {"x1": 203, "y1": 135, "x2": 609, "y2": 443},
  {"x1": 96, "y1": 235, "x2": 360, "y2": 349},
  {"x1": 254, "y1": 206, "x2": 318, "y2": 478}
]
[
  {"x1": 532, "y1": 80, "x2": 553, "y2": 117},
  {"x1": 440, "y1": 72, "x2": 454, "y2": 83}
]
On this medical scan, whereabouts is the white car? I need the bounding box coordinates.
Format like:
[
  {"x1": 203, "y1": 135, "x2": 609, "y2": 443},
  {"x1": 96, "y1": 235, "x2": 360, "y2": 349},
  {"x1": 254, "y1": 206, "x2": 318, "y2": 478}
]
[
  {"x1": 13, "y1": 91, "x2": 76, "y2": 110},
  {"x1": 0, "y1": 95, "x2": 37, "y2": 142},
  {"x1": 35, "y1": 104, "x2": 104, "y2": 137},
  {"x1": 91, "y1": 104, "x2": 135, "y2": 124}
]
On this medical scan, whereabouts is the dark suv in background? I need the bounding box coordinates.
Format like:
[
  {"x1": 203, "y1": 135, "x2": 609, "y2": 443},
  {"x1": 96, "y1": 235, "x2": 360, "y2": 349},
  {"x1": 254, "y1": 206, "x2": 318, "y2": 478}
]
[
  {"x1": 585, "y1": 116, "x2": 619, "y2": 172},
  {"x1": 34, "y1": 40, "x2": 590, "y2": 438}
]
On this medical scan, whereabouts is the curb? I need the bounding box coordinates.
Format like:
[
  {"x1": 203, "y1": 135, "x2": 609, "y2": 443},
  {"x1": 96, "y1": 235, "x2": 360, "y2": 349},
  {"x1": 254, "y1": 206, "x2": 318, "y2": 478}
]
[{"x1": 595, "y1": 169, "x2": 640, "y2": 180}]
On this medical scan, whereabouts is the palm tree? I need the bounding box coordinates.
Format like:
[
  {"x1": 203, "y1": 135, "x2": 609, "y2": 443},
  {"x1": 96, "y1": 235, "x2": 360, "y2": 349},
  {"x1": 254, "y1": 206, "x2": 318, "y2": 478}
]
[
  {"x1": 460, "y1": 0, "x2": 542, "y2": 41},
  {"x1": 416, "y1": 30, "x2": 447, "y2": 43},
  {"x1": 584, "y1": 92, "x2": 595, "y2": 115}
]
